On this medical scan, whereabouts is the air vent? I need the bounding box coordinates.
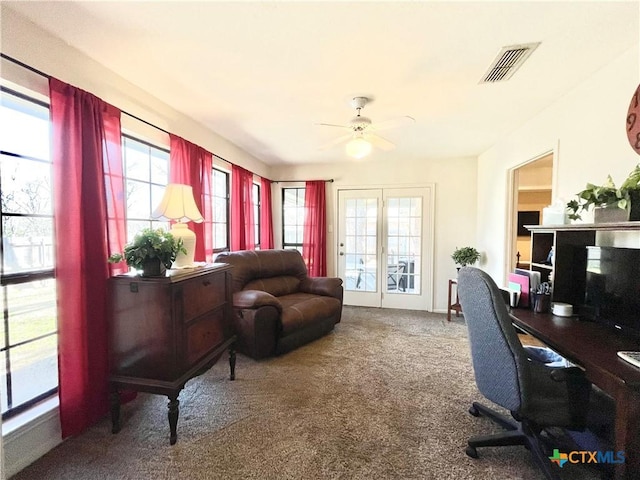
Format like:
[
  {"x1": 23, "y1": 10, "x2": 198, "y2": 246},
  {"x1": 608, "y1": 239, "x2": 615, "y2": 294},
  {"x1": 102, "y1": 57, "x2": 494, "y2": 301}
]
[{"x1": 480, "y1": 42, "x2": 540, "y2": 83}]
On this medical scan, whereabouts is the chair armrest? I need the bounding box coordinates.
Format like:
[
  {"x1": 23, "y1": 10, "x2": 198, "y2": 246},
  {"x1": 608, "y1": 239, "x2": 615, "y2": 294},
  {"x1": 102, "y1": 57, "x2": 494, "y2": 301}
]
[
  {"x1": 233, "y1": 290, "x2": 282, "y2": 312},
  {"x1": 299, "y1": 277, "x2": 343, "y2": 298}
]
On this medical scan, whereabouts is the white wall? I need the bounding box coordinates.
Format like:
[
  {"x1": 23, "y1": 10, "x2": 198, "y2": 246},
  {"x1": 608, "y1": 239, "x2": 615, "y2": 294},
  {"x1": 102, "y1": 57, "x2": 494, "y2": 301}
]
[
  {"x1": 271, "y1": 156, "x2": 478, "y2": 312},
  {"x1": 478, "y1": 45, "x2": 640, "y2": 284}
]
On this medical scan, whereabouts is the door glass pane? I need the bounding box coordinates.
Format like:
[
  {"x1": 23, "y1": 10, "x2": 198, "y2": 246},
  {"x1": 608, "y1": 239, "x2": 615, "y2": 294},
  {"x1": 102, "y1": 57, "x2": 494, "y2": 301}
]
[
  {"x1": 344, "y1": 197, "x2": 378, "y2": 292},
  {"x1": 387, "y1": 196, "x2": 421, "y2": 295}
]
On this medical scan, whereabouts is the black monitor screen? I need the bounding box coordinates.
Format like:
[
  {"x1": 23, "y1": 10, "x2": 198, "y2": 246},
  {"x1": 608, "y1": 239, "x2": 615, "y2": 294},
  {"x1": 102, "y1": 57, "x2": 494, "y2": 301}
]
[
  {"x1": 517, "y1": 211, "x2": 540, "y2": 237},
  {"x1": 583, "y1": 246, "x2": 640, "y2": 338}
]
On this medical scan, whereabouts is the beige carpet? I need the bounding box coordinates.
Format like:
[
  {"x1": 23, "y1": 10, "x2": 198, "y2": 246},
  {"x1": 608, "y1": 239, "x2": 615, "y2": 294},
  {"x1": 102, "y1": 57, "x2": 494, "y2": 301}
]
[{"x1": 12, "y1": 307, "x2": 604, "y2": 480}]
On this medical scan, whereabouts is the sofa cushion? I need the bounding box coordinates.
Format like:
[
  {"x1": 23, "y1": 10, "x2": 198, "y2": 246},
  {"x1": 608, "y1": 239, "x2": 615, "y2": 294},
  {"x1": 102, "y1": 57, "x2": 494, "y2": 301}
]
[
  {"x1": 216, "y1": 250, "x2": 307, "y2": 293},
  {"x1": 244, "y1": 276, "x2": 301, "y2": 297},
  {"x1": 278, "y1": 293, "x2": 342, "y2": 335}
]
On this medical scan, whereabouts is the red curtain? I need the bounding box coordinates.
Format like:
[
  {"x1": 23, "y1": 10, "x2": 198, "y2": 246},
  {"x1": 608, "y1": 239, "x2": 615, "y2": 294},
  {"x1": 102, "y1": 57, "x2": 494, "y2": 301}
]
[
  {"x1": 260, "y1": 177, "x2": 274, "y2": 249},
  {"x1": 169, "y1": 134, "x2": 213, "y2": 262},
  {"x1": 231, "y1": 165, "x2": 255, "y2": 250},
  {"x1": 302, "y1": 181, "x2": 327, "y2": 276},
  {"x1": 49, "y1": 78, "x2": 127, "y2": 438}
]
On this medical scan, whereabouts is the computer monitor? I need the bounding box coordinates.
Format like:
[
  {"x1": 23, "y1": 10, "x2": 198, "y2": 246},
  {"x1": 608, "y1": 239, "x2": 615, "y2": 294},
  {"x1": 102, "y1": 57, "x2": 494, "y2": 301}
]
[{"x1": 582, "y1": 246, "x2": 640, "y2": 339}]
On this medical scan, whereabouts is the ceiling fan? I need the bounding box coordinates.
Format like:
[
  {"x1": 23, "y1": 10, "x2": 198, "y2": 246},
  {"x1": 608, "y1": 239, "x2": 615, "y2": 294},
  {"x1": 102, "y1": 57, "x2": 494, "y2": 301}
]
[{"x1": 317, "y1": 96, "x2": 415, "y2": 159}]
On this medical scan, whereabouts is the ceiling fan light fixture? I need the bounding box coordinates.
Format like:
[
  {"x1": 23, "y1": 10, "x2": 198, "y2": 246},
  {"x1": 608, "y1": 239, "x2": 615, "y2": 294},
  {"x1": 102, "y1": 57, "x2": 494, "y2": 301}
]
[{"x1": 346, "y1": 137, "x2": 372, "y2": 159}]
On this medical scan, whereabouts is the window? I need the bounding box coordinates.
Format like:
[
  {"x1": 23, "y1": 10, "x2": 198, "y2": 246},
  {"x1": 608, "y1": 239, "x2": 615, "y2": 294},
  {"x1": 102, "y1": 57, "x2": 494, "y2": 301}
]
[
  {"x1": 122, "y1": 135, "x2": 169, "y2": 239},
  {"x1": 282, "y1": 187, "x2": 305, "y2": 252},
  {"x1": 253, "y1": 182, "x2": 261, "y2": 249},
  {"x1": 212, "y1": 168, "x2": 230, "y2": 251},
  {"x1": 0, "y1": 88, "x2": 57, "y2": 419}
]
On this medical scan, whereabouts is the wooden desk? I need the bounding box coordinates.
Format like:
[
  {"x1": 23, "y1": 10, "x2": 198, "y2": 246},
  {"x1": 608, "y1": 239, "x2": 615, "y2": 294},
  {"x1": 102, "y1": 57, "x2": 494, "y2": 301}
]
[
  {"x1": 511, "y1": 309, "x2": 640, "y2": 480},
  {"x1": 447, "y1": 278, "x2": 462, "y2": 322}
]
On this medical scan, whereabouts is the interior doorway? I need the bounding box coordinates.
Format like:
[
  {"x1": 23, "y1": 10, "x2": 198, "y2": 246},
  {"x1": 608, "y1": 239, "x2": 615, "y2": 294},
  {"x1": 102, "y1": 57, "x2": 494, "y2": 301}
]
[{"x1": 509, "y1": 153, "x2": 553, "y2": 273}]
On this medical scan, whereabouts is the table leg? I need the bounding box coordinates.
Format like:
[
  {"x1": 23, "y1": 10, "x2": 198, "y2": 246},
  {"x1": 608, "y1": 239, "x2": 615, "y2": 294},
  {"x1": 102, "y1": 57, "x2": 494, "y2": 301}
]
[
  {"x1": 110, "y1": 390, "x2": 121, "y2": 434},
  {"x1": 229, "y1": 345, "x2": 236, "y2": 381},
  {"x1": 614, "y1": 387, "x2": 640, "y2": 479},
  {"x1": 447, "y1": 280, "x2": 453, "y2": 322},
  {"x1": 167, "y1": 394, "x2": 180, "y2": 445}
]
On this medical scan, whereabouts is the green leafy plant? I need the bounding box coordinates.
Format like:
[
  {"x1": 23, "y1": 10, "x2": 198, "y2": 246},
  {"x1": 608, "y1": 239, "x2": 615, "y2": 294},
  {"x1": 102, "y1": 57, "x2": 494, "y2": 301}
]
[
  {"x1": 451, "y1": 246, "x2": 481, "y2": 267},
  {"x1": 108, "y1": 228, "x2": 186, "y2": 272},
  {"x1": 567, "y1": 164, "x2": 640, "y2": 221}
]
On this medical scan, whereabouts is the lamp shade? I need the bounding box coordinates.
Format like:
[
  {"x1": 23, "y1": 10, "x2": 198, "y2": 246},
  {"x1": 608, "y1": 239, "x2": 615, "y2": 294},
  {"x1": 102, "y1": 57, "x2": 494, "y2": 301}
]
[
  {"x1": 345, "y1": 137, "x2": 372, "y2": 159},
  {"x1": 151, "y1": 184, "x2": 204, "y2": 223},
  {"x1": 151, "y1": 184, "x2": 203, "y2": 268}
]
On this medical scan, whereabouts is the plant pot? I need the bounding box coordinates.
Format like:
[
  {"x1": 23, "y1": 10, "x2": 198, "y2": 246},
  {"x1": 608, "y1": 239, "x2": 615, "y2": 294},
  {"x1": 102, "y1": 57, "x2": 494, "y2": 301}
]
[
  {"x1": 593, "y1": 206, "x2": 629, "y2": 224},
  {"x1": 142, "y1": 258, "x2": 166, "y2": 277},
  {"x1": 630, "y1": 190, "x2": 640, "y2": 221}
]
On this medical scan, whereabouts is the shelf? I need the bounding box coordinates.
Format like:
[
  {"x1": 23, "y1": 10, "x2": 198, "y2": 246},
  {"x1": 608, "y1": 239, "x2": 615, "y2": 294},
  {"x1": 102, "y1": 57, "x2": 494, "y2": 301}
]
[
  {"x1": 530, "y1": 263, "x2": 552, "y2": 270},
  {"x1": 526, "y1": 221, "x2": 640, "y2": 232}
]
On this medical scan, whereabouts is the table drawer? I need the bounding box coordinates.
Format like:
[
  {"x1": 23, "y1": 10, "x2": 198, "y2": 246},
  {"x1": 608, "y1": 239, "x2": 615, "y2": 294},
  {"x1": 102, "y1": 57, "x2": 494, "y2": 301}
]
[
  {"x1": 182, "y1": 273, "x2": 227, "y2": 321},
  {"x1": 185, "y1": 309, "x2": 226, "y2": 365}
]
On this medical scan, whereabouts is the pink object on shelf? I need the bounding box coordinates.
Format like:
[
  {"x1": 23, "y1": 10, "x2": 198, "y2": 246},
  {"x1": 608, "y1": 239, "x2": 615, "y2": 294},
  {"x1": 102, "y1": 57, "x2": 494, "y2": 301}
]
[{"x1": 508, "y1": 273, "x2": 530, "y2": 308}]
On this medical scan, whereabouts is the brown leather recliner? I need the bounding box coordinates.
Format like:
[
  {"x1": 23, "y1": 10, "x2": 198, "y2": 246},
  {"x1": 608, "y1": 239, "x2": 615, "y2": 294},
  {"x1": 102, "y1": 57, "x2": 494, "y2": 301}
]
[{"x1": 216, "y1": 249, "x2": 343, "y2": 359}]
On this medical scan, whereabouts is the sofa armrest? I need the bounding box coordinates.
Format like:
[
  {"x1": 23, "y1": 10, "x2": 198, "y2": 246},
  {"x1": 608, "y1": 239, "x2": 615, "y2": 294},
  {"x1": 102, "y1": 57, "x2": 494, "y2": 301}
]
[
  {"x1": 233, "y1": 290, "x2": 282, "y2": 312},
  {"x1": 300, "y1": 277, "x2": 343, "y2": 299}
]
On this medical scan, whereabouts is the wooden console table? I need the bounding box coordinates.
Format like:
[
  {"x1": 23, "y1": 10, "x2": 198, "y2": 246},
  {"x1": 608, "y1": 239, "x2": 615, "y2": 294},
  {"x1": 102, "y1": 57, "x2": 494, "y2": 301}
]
[
  {"x1": 108, "y1": 264, "x2": 236, "y2": 445},
  {"x1": 447, "y1": 278, "x2": 462, "y2": 322},
  {"x1": 511, "y1": 309, "x2": 640, "y2": 480}
]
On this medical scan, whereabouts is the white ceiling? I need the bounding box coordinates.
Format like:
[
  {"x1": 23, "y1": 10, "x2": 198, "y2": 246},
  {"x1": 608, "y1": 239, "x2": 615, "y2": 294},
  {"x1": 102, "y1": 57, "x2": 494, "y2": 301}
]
[{"x1": 5, "y1": 1, "x2": 639, "y2": 166}]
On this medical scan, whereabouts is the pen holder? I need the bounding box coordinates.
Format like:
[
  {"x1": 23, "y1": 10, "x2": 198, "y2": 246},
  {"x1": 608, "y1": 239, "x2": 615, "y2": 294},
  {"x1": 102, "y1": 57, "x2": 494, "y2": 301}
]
[{"x1": 532, "y1": 292, "x2": 551, "y2": 313}]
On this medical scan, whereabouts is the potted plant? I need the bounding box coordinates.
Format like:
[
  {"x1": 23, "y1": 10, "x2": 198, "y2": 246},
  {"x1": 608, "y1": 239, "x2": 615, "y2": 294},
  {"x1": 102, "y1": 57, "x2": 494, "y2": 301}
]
[
  {"x1": 566, "y1": 164, "x2": 640, "y2": 222},
  {"x1": 108, "y1": 227, "x2": 186, "y2": 277},
  {"x1": 452, "y1": 246, "x2": 481, "y2": 268}
]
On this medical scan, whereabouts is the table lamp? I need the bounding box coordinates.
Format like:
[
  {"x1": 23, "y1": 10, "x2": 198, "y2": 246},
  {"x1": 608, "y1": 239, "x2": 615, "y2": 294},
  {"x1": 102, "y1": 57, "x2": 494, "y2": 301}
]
[{"x1": 151, "y1": 183, "x2": 204, "y2": 268}]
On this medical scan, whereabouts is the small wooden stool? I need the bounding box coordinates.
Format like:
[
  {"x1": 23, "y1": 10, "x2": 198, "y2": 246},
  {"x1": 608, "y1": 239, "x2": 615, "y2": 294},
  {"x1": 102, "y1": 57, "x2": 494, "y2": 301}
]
[{"x1": 447, "y1": 278, "x2": 462, "y2": 321}]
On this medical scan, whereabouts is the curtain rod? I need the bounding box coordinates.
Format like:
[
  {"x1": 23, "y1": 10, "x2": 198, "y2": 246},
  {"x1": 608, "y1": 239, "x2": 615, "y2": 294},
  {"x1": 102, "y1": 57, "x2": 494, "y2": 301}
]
[
  {"x1": 274, "y1": 179, "x2": 334, "y2": 183},
  {"x1": 1, "y1": 52, "x2": 235, "y2": 167}
]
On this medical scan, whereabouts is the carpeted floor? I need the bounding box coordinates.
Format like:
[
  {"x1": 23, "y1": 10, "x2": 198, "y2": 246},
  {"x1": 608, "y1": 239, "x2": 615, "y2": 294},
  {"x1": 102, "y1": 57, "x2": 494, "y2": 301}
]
[{"x1": 12, "y1": 307, "x2": 605, "y2": 479}]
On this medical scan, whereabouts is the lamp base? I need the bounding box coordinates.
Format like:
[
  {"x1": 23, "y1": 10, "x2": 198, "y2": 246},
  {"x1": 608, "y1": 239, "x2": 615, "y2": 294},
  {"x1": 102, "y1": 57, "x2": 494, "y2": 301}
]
[{"x1": 170, "y1": 223, "x2": 196, "y2": 268}]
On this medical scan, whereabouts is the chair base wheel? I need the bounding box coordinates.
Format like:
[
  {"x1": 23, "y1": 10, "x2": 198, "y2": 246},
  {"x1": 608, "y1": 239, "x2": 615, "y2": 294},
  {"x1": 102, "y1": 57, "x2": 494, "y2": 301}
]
[
  {"x1": 466, "y1": 445, "x2": 479, "y2": 458},
  {"x1": 469, "y1": 405, "x2": 480, "y2": 417}
]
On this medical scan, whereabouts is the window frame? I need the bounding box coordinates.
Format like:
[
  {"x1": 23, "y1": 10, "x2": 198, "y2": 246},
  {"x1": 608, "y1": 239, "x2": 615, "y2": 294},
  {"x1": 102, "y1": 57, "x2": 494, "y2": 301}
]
[
  {"x1": 253, "y1": 182, "x2": 261, "y2": 249},
  {"x1": 281, "y1": 187, "x2": 305, "y2": 252},
  {"x1": 0, "y1": 86, "x2": 58, "y2": 420},
  {"x1": 212, "y1": 167, "x2": 230, "y2": 253},
  {"x1": 121, "y1": 134, "x2": 170, "y2": 240}
]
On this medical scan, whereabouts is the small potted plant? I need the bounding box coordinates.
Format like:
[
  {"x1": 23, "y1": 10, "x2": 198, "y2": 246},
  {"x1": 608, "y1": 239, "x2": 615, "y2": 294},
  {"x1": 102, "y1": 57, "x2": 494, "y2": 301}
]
[
  {"x1": 108, "y1": 228, "x2": 186, "y2": 277},
  {"x1": 566, "y1": 164, "x2": 640, "y2": 222},
  {"x1": 452, "y1": 246, "x2": 481, "y2": 268}
]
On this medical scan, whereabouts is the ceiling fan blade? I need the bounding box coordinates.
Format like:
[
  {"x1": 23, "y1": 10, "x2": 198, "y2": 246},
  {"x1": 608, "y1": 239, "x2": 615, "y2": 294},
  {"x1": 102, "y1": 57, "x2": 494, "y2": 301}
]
[
  {"x1": 366, "y1": 134, "x2": 396, "y2": 151},
  {"x1": 315, "y1": 122, "x2": 351, "y2": 130},
  {"x1": 371, "y1": 116, "x2": 415, "y2": 132},
  {"x1": 318, "y1": 134, "x2": 353, "y2": 151}
]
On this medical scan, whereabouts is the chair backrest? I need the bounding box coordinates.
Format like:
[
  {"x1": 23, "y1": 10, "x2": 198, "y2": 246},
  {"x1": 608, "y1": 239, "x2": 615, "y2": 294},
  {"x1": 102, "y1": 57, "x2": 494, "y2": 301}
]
[{"x1": 457, "y1": 267, "x2": 530, "y2": 412}]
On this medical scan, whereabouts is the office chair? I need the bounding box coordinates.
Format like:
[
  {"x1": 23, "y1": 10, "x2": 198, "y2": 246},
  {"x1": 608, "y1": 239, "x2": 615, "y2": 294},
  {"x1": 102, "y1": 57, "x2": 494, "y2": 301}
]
[{"x1": 457, "y1": 267, "x2": 592, "y2": 480}]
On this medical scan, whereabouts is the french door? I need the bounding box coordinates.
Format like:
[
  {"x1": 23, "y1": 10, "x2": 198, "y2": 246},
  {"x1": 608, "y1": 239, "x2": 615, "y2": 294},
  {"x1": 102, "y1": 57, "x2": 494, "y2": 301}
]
[{"x1": 337, "y1": 187, "x2": 433, "y2": 310}]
